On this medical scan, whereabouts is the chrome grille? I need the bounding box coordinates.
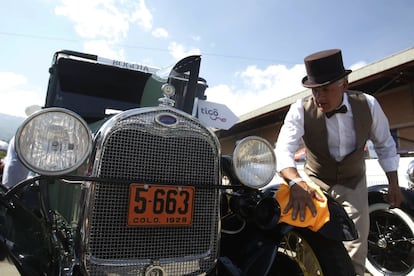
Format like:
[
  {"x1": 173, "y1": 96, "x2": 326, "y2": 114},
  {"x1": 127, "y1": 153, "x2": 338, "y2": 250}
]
[{"x1": 83, "y1": 108, "x2": 220, "y2": 275}]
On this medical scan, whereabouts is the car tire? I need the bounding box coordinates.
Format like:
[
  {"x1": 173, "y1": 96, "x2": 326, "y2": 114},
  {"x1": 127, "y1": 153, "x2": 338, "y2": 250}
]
[
  {"x1": 273, "y1": 229, "x2": 356, "y2": 276},
  {"x1": 366, "y1": 203, "x2": 414, "y2": 276}
]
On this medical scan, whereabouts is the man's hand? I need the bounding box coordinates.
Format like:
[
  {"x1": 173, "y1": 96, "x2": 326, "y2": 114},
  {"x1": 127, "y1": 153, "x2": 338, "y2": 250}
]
[
  {"x1": 385, "y1": 171, "x2": 404, "y2": 208},
  {"x1": 387, "y1": 183, "x2": 404, "y2": 208},
  {"x1": 283, "y1": 181, "x2": 325, "y2": 221}
]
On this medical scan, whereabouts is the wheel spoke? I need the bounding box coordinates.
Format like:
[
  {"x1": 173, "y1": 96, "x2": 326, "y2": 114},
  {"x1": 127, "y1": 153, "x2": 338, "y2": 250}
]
[
  {"x1": 367, "y1": 203, "x2": 414, "y2": 275},
  {"x1": 278, "y1": 231, "x2": 323, "y2": 276}
]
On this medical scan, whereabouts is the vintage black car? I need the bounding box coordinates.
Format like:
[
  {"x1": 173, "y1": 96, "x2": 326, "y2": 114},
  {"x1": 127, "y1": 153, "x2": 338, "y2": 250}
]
[{"x1": 1, "y1": 50, "x2": 221, "y2": 275}]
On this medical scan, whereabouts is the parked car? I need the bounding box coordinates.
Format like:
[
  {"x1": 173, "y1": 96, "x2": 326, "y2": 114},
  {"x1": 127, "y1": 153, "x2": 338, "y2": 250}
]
[{"x1": 365, "y1": 146, "x2": 414, "y2": 276}]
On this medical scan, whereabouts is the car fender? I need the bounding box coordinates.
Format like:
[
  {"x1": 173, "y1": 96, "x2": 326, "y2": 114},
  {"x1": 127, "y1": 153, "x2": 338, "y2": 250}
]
[{"x1": 368, "y1": 184, "x2": 414, "y2": 218}]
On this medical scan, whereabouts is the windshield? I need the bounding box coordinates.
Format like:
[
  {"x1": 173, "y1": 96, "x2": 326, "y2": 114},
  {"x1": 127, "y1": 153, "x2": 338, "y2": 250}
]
[
  {"x1": 44, "y1": 51, "x2": 208, "y2": 123},
  {"x1": 45, "y1": 57, "x2": 163, "y2": 123}
]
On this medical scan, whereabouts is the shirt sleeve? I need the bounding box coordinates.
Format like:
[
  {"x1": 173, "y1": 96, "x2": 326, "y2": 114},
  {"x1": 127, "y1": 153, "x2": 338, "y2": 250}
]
[
  {"x1": 367, "y1": 94, "x2": 400, "y2": 172},
  {"x1": 275, "y1": 99, "x2": 305, "y2": 172}
]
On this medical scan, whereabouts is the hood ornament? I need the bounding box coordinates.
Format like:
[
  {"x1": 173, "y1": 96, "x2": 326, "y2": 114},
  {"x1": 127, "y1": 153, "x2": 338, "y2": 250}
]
[{"x1": 158, "y1": 83, "x2": 176, "y2": 107}]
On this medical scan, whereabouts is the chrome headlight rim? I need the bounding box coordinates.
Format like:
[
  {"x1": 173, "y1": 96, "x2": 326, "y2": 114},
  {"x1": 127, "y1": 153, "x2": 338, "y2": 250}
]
[
  {"x1": 15, "y1": 107, "x2": 92, "y2": 176},
  {"x1": 232, "y1": 136, "x2": 276, "y2": 189}
]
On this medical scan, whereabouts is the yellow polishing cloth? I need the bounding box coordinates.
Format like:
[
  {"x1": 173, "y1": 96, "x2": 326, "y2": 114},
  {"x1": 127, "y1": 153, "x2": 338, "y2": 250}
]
[{"x1": 275, "y1": 182, "x2": 330, "y2": 231}]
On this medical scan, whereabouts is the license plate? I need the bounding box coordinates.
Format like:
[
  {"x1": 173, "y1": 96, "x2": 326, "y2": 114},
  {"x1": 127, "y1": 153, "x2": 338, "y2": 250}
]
[{"x1": 127, "y1": 184, "x2": 194, "y2": 226}]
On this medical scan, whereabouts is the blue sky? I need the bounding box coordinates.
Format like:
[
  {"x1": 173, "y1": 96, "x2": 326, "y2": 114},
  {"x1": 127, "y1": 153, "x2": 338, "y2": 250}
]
[{"x1": 1, "y1": 0, "x2": 414, "y2": 117}]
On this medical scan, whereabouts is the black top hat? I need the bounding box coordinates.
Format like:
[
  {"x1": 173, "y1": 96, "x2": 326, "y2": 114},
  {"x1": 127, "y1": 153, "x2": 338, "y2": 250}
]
[{"x1": 302, "y1": 49, "x2": 352, "y2": 88}]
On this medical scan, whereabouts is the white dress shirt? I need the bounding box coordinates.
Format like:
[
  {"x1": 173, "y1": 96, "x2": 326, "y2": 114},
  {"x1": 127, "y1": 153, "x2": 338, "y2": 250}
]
[{"x1": 275, "y1": 92, "x2": 399, "y2": 173}]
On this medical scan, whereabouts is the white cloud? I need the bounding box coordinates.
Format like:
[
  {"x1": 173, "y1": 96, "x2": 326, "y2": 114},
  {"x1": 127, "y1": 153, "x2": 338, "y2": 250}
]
[
  {"x1": 55, "y1": 0, "x2": 152, "y2": 42},
  {"x1": 168, "y1": 42, "x2": 201, "y2": 60},
  {"x1": 0, "y1": 72, "x2": 44, "y2": 117},
  {"x1": 206, "y1": 64, "x2": 306, "y2": 116},
  {"x1": 152, "y1": 28, "x2": 169, "y2": 38},
  {"x1": 205, "y1": 84, "x2": 253, "y2": 116},
  {"x1": 130, "y1": 0, "x2": 153, "y2": 30},
  {"x1": 206, "y1": 60, "x2": 371, "y2": 117},
  {"x1": 350, "y1": 61, "x2": 367, "y2": 70},
  {"x1": 83, "y1": 40, "x2": 126, "y2": 60},
  {"x1": 56, "y1": 0, "x2": 200, "y2": 65},
  {"x1": 0, "y1": 72, "x2": 27, "y2": 90}
]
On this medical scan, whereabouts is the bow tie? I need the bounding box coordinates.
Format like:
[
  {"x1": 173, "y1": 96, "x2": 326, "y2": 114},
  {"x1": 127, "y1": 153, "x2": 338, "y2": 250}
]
[{"x1": 325, "y1": 105, "x2": 347, "y2": 118}]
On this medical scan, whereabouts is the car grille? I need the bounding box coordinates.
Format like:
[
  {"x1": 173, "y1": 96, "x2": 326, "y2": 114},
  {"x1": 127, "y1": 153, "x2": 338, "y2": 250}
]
[{"x1": 82, "y1": 108, "x2": 220, "y2": 275}]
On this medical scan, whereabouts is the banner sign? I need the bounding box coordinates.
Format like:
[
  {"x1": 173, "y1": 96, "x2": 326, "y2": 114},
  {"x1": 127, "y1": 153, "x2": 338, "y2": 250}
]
[{"x1": 197, "y1": 100, "x2": 239, "y2": 130}]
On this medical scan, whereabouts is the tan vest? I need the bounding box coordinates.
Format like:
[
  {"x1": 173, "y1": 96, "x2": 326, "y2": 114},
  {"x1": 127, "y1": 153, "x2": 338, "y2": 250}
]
[{"x1": 303, "y1": 91, "x2": 372, "y2": 190}]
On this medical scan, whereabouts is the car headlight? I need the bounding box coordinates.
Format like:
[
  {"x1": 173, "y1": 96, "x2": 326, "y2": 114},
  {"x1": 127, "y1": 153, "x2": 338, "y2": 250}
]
[
  {"x1": 232, "y1": 136, "x2": 276, "y2": 188},
  {"x1": 15, "y1": 108, "x2": 92, "y2": 176}
]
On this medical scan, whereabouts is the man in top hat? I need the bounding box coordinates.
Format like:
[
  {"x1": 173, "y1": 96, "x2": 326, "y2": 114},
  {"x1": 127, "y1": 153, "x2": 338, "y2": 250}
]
[{"x1": 275, "y1": 49, "x2": 403, "y2": 275}]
